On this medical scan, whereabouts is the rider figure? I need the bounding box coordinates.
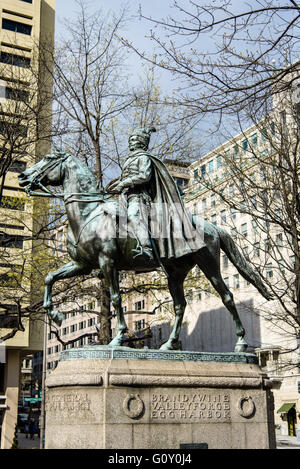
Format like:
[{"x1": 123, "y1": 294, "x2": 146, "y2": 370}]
[
  {"x1": 108, "y1": 126, "x2": 205, "y2": 263},
  {"x1": 108, "y1": 126, "x2": 155, "y2": 260}
]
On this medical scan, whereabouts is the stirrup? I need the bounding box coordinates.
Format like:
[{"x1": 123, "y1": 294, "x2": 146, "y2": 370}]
[{"x1": 132, "y1": 246, "x2": 154, "y2": 260}]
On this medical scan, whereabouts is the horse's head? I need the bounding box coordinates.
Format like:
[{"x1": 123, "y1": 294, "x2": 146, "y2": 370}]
[{"x1": 18, "y1": 150, "x2": 70, "y2": 195}]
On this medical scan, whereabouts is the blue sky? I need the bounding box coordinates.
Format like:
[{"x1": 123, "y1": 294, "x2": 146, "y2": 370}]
[
  {"x1": 54, "y1": 1, "x2": 179, "y2": 93},
  {"x1": 53, "y1": 0, "x2": 274, "y2": 151},
  {"x1": 55, "y1": 0, "x2": 172, "y2": 50}
]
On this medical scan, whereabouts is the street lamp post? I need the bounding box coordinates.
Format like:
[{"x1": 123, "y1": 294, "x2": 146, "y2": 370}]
[{"x1": 40, "y1": 318, "x2": 48, "y2": 449}]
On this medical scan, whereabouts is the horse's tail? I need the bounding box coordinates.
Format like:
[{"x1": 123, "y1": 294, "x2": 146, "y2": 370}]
[{"x1": 216, "y1": 226, "x2": 273, "y2": 300}]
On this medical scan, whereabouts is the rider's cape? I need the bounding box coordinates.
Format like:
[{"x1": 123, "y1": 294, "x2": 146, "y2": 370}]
[{"x1": 146, "y1": 153, "x2": 205, "y2": 260}]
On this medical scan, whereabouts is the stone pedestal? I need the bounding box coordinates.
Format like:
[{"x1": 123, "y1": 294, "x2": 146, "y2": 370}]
[{"x1": 45, "y1": 347, "x2": 276, "y2": 449}]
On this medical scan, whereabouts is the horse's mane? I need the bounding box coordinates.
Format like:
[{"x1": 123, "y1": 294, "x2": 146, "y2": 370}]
[{"x1": 72, "y1": 156, "x2": 101, "y2": 193}]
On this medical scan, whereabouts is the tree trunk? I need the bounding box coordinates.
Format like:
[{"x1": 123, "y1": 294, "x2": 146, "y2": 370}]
[{"x1": 98, "y1": 280, "x2": 111, "y2": 344}]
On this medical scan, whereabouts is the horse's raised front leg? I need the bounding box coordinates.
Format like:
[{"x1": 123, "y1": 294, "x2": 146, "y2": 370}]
[
  {"x1": 44, "y1": 261, "x2": 92, "y2": 326},
  {"x1": 98, "y1": 255, "x2": 127, "y2": 347},
  {"x1": 160, "y1": 272, "x2": 187, "y2": 351}
]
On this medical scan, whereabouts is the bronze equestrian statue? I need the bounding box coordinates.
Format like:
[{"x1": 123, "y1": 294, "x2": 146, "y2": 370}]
[{"x1": 18, "y1": 127, "x2": 272, "y2": 352}]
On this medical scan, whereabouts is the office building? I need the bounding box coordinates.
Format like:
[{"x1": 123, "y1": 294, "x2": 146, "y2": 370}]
[{"x1": 0, "y1": 0, "x2": 55, "y2": 448}]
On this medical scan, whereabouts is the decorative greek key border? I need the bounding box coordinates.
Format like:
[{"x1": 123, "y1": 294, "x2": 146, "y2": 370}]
[{"x1": 61, "y1": 346, "x2": 258, "y2": 364}]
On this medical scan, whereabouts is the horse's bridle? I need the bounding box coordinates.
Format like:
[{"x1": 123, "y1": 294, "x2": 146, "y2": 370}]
[
  {"x1": 25, "y1": 152, "x2": 106, "y2": 204},
  {"x1": 25, "y1": 153, "x2": 69, "y2": 200}
]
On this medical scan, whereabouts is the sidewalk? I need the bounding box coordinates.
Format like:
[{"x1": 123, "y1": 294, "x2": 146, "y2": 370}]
[
  {"x1": 14, "y1": 429, "x2": 300, "y2": 450},
  {"x1": 276, "y1": 431, "x2": 300, "y2": 449},
  {"x1": 17, "y1": 431, "x2": 40, "y2": 449}
]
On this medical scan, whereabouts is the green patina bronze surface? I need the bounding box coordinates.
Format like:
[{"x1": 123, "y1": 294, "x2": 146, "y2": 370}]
[
  {"x1": 60, "y1": 345, "x2": 258, "y2": 364},
  {"x1": 18, "y1": 126, "x2": 273, "y2": 354}
]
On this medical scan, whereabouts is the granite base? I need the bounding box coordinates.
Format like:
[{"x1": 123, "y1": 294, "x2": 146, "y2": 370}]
[{"x1": 45, "y1": 346, "x2": 276, "y2": 449}]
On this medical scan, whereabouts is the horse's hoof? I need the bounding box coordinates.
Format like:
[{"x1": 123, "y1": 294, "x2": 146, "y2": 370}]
[
  {"x1": 108, "y1": 336, "x2": 123, "y2": 347},
  {"x1": 234, "y1": 337, "x2": 248, "y2": 353},
  {"x1": 160, "y1": 339, "x2": 181, "y2": 351},
  {"x1": 159, "y1": 342, "x2": 170, "y2": 351},
  {"x1": 47, "y1": 309, "x2": 64, "y2": 326}
]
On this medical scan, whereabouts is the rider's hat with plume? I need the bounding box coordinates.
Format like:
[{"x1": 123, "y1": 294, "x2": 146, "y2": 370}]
[{"x1": 129, "y1": 126, "x2": 156, "y2": 149}]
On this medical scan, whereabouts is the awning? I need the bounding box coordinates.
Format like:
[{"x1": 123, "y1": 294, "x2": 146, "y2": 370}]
[{"x1": 277, "y1": 403, "x2": 295, "y2": 414}]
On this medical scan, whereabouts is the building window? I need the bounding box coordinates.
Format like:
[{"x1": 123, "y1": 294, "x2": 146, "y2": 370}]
[
  {"x1": 193, "y1": 169, "x2": 199, "y2": 181},
  {"x1": 222, "y1": 255, "x2": 228, "y2": 269},
  {"x1": 202, "y1": 198, "x2": 207, "y2": 210},
  {"x1": 250, "y1": 196, "x2": 257, "y2": 210},
  {"x1": 186, "y1": 290, "x2": 193, "y2": 302},
  {"x1": 79, "y1": 321, "x2": 86, "y2": 330},
  {"x1": 135, "y1": 300, "x2": 145, "y2": 311},
  {"x1": 217, "y1": 155, "x2": 222, "y2": 169},
  {"x1": 234, "y1": 274, "x2": 240, "y2": 289},
  {"x1": 274, "y1": 233, "x2": 283, "y2": 248},
  {"x1": 229, "y1": 184, "x2": 235, "y2": 196},
  {"x1": 201, "y1": 165, "x2": 206, "y2": 177},
  {"x1": 208, "y1": 160, "x2": 214, "y2": 173},
  {"x1": 231, "y1": 228, "x2": 237, "y2": 238},
  {"x1": 261, "y1": 128, "x2": 267, "y2": 142},
  {"x1": 0, "y1": 233, "x2": 24, "y2": 248},
  {"x1": 211, "y1": 194, "x2": 216, "y2": 207},
  {"x1": 0, "y1": 86, "x2": 28, "y2": 102},
  {"x1": 266, "y1": 264, "x2": 273, "y2": 278},
  {"x1": 233, "y1": 145, "x2": 239, "y2": 158},
  {"x1": 20, "y1": 0, "x2": 33, "y2": 3},
  {"x1": 241, "y1": 223, "x2": 247, "y2": 237},
  {"x1": 0, "y1": 121, "x2": 27, "y2": 137},
  {"x1": 0, "y1": 51, "x2": 30, "y2": 68},
  {"x1": 265, "y1": 239, "x2": 271, "y2": 253},
  {"x1": 280, "y1": 110, "x2": 286, "y2": 127},
  {"x1": 278, "y1": 259, "x2": 285, "y2": 273},
  {"x1": 242, "y1": 246, "x2": 249, "y2": 259},
  {"x1": 2, "y1": 18, "x2": 32, "y2": 36},
  {"x1": 240, "y1": 200, "x2": 246, "y2": 212},
  {"x1": 211, "y1": 214, "x2": 217, "y2": 225},
  {"x1": 264, "y1": 215, "x2": 271, "y2": 230},
  {"x1": 220, "y1": 210, "x2": 226, "y2": 224},
  {"x1": 251, "y1": 133, "x2": 258, "y2": 147},
  {"x1": 290, "y1": 255, "x2": 296, "y2": 270},
  {"x1": 270, "y1": 121, "x2": 275, "y2": 135},
  {"x1": 9, "y1": 160, "x2": 27, "y2": 174},
  {"x1": 254, "y1": 242, "x2": 260, "y2": 257},
  {"x1": 134, "y1": 319, "x2": 145, "y2": 331},
  {"x1": 0, "y1": 271, "x2": 20, "y2": 287},
  {"x1": 252, "y1": 219, "x2": 258, "y2": 233}
]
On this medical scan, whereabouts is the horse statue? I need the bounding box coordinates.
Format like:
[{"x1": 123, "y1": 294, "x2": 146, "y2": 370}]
[{"x1": 18, "y1": 150, "x2": 273, "y2": 352}]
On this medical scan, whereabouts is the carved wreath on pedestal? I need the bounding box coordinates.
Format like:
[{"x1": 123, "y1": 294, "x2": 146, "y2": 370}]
[
  {"x1": 123, "y1": 394, "x2": 145, "y2": 420},
  {"x1": 237, "y1": 396, "x2": 256, "y2": 418}
]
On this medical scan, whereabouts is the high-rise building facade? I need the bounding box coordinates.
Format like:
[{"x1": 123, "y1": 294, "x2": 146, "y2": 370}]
[{"x1": 0, "y1": 0, "x2": 55, "y2": 449}]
